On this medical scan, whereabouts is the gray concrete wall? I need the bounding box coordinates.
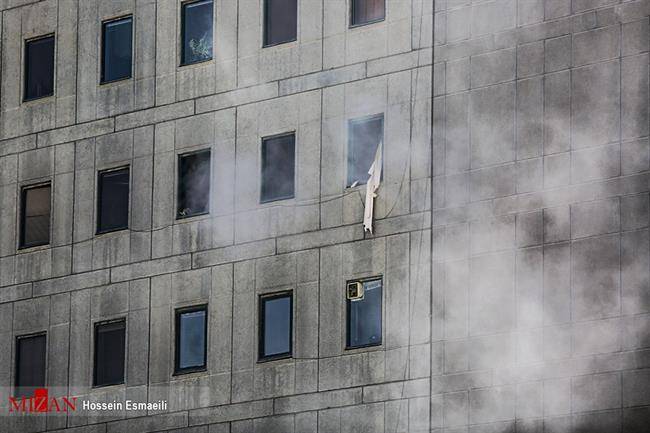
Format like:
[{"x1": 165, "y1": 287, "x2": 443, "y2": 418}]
[{"x1": 0, "y1": 0, "x2": 647, "y2": 432}]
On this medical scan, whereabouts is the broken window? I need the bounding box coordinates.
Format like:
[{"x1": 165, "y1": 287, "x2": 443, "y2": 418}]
[
  {"x1": 175, "y1": 306, "x2": 207, "y2": 373},
  {"x1": 97, "y1": 167, "x2": 130, "y2": 234},
  {"x1": 94, "y1": 320, "x2": 126, "y2": 387},
  {"x1": 346, "y1": 278, "x2": 382, "y2": 349},
  {"x1": 177, "y1": 150, "x2": 211, "y2": 219},
  {"x1": 261, "y1": 132, "x2": 295, "y2": 203},
  {"x1": 264, "y1": 0, "x2": 297, "y2": 47},
  {"x1": 101, "y1": 16, "x2": 133, "y2": 83},
  {"x1": 351, "y1": 0, "x2": 385, "y2": 26},
  {"x1": 181, "y1": 0, "x2": 213, "y2": 65},
  {"x1": 24, "y1": 35, "x2": 55, "y2": 101},
  {"x1": 259, "y1": 292, "x2": 292, "y2": 361},
  {"x1": 20, "y1": 184, "x2": 51, "y2": 248},
  {"x1": 347, "y1": 114, "x2": 383, "y2": 187},
  {"x1": 15, "y1": 334, "x2": 46, "y2": 398}
]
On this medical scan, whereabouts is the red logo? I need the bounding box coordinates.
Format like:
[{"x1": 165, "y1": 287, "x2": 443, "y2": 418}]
[{"x1": 9, "y1": 388, "x2": 77, "y2": 413}]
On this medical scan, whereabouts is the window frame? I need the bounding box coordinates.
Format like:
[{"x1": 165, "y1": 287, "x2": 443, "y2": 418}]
[
  {"x1": 258, "y1": 291, "x2": 293, "y2": 362},
  {"x1": 345, "y1": 276, "x2": 383, "y2": 350},
  {"x1": 96, "y1": 166, "x2": 130, "y2": 235},
  {"x1": 179, "y1": 0, "x2": 215, "y2": 67},
  {"x1": 14, "y1": 332, "x2": 47, "y2": 398},
  {"x1": 23, "y1": 34, "x2": 56, "y2": 102},
  {"x1": 174, "y1": 304, "x2": 209, "y2": 375},
  {"x1": 260, "y1": 131, "x2": 296, "y2": 204},
  {"x1": 93, "y1": 318, "x2": 126, "y2": 388},
  {"x1": 262, "y1": 0, "x2": 298, "y2": 48},
  {"x1": 346, "y1": 113, "x2": 384, "y2": 188},
  {"x1": 19, "y1": 182, "x2": 52, "y2": 249},
  {"x1": 176, "y1": 148, "x2": 212, "y2": 220},
  {"x1": 100, "y1": 15, "x2": 134, "y2": 85},
  {"x1": 349, "y1": 0, "x2": 386, "y2": 28}
]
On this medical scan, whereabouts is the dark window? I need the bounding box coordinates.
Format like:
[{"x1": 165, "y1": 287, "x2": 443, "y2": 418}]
[
  {"x1": 181, "y1": 0, "x2": 213, "y2": 65},
  {"x1": 261, "y1": 133, "x2": 295, "y2": 203},
  {"x1": 24, "y1": 35, "x2": 55, "y2": 101},
  {"x1": 93, "y1": 320, "x2": 126, "y2": 387},
  {"x1": 351, "y1": 0, "x2": 385, "y2": 26},
  {"x1": 175, "y1": 306, "x2": 207, "y2": 373},
  {"x1": 15, "y1": 334, "x2": 46, "y2": 398},
  {"x1": 347, "y1": 114, "x2": 383, "y2": 187},
  {"x1": 20, "y1": 184, "x2": 51, "y2": 248},
  {"x1": 264, "y1": 0, "x2": 297, "y2": 47},
  {"x1": 177, "y1": 150, "x2": 211, "y2": 218},
  {"x1": 101, "y1": 16, "x2": 133, "y2": 83},
  {"x1": 346, "y1": 278, "x2": 382, "y2": 349},
  {"x1": 259, "y1": 293, "x2": 292, "y2": 361},
  {"x1": 97, "y1": 168, "x2": 130, "y2": 234}
]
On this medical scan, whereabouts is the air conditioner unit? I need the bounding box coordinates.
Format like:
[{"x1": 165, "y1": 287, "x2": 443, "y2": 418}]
[{"x1": 346, "y1": 281, "x2": 364, "y2": 300}]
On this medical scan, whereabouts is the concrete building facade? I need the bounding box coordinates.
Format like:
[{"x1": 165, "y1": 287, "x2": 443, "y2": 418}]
[{"x1": 0, "y1": 0, "x2": 647, "y2": 432}]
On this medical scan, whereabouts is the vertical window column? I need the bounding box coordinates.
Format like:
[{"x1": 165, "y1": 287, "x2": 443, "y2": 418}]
[
  {"x1": 261, "y1": 133, "x2": 295, "y2": 203},
  {"x1": 347, "y1": 114, "x2": 384, "y2": 187},
  {"x1": 101, "y1": 16, "x2": 133, "y2": 83},
  {"x1": 175, "y1": 306, "x2": 208, "y2": 373},
  {"x1": 177, "y1": 150, "x2": 211, "y2": 218},
  {"x1": 24, "y1": 35, "x2": 55, "y2": 101},
  {"x1": 181, "y1": 0, "x2": 214, "y2": 65},
  {"x1": 15, "y1": 334, "x2": 47, "y2": 398},
  {"x1": 346, "y1": 278, "x2": 382, "y2": 349},
  {"x1": 259, "y1": 293, "x2": 293, "y2": 361},
  {"x1": 264, "y1": 0, "x2": 297, "y2": 46},
  {"x1": 20, "y1": 184, "x2": 51, "y2": 248},
  {"x1": 94, "y1": 320, "x2": 126, "y2": 387},
  {"x1": 97, "y1": 167, "x2": 130, "y2": 233},
  {"x1": 351, "y1": 0, "x2": 385, "y2": 26}
]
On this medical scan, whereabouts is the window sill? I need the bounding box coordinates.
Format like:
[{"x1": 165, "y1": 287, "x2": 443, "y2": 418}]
[
  {"x1": 91, "y1": 381, "x2": 125, "y2": 390},
  {"x1": 259, "y1": 194, "x2": 295, "y2": 205},
  {"x1": 176, "y1": 210, "x2": 210, "y2": 223},
  {"x1": 257, "y1": 353, "x2": 292, "y2": 364},
  {"x1": 345, "y1": 342, "x2": 382, "y2": 353},
  {"x1": 178, "y1": 58, "x2": 214, "y2": 70},
  {"x1": 17, "y1": 242, "x2": 50, "y2": 253},
  {"x1": 96, "y1": 226, "x2": 129, "y2": 237},
  {"x1": 100, "y1": 76, "x2": 132, "y2": 86},
  {"x1": 349, "y1": 17, "x2": 386, "y2": 29},
  {"x1": 172, "y1": 367, "x2": 207, "y2": 377},
  {"x1": 262, "y1": 38, "x2": 298, "y2": 49},
  {"x1": 22, "y1": 93, "x2": 55, "y2": 104}
]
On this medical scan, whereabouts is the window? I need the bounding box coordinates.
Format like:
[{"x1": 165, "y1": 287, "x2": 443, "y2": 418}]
[
  {"x1": 346, "y1": 278, "x2": 382, "y2": 349},
  {"x1": 101, "y1": 16, "x2": 133, "y2": 83},
  {"x1": 347, "y1": 114, "x2": 383, "y2": 187},
  {"x1": 261, "y1": 133, "x2": 295, "y2": 203},
  {"x1": 93, "y1": 320, "x2": 126, "y2": 387},
  {"x1": 97, "y1": 167, "x2": 130, "y2": 234},
  {"x1": 175, "y1": 306, "x2": 207, "y2": 373},
  {"x1": 15, "y1": 334, "x2": 46, "y2": 398},
  {"x1": 181, "y1": 0, "x2": 213, "y2": 65},
  {"x1": 351, "y1": 0, "x2": 385, "y2": 26},
  {"x1": 24, "y1": 35, "x2": 55, "y2": 101},
  {"x1": 177, "y1": 150, "x2": 211, "y2": 218},
  {"x1": 264, "y1": 0, "x2": 297, "y2": 47},
  {"x1": 259, "y1": 293, "x2": 292, "y2": 361},
  {"x1": 20, "y1": 184, "x2": 51, "y2": 248}
]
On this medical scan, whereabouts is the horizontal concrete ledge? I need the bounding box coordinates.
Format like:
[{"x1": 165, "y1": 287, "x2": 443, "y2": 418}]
[
  {"x1": 111, "y1": 254, "x2": 192, "y2": 282},
  {"x1": 195, "y1": 83, "x2": 278, "y2": 113},
  {"x1": 33, "y1": 270, "x2": 110, "y2": 297},
  {"x1": 362, "y1": 378, "x2": 430, "y2": 403},
  {"x1": 115, "y1": 101, "x2": 195, "y2": 131},
  {"x1": 106, "y1": 410, "x2": 188, "y2": 433},
  {"x1": 37, "y1": 118, "x2": 115, "y2": 148},
  {"x1": 188, "y1": 399, "x2": 273, "y2": 426},
  {"x1": 192, "y1": 239, "x2": 276, "y2": 268},
  {"x1": 0, "y1": 282, "x2": 32, "y2": 303},
  {"x1": 273, "y1": 388, "x2": 363, "y2": 414}
]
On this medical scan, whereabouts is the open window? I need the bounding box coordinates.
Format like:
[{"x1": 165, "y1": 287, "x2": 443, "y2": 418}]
[
  {"x1": 15, "y1": 334, "x2": 47, "y2": 398},
  {"x1": 177, "y1": 150, "x2": 211, "y2": 219},
  {"x1": 24, "y1": 35, "x2": 55, "y2": 101},
  {"x1": 101, "y1": 16, "x2": 133, "y2": 83},
  {"x1": 181, "y1": 0, "x2": 214, "y2": 65},
  {"x1": 175, "y1": 305, "x2": 208, "y2": 374},
  {"x1": 93, "y1": 320, "x2": 126, "y2": 387},
  {"x1": 351, "y1": 0, "x2": 385, "y2": 27},
  {"x1": 347, "y1": 114, "x2": 383, "y2": 187},
  {"x1": 261, "y1": 132, "x2": 295, "y2": 203},
  {"x1": 97, "y1": 167, "x2": 130, "y2": 234},
  {"x1": 259, "y1": 292, "x2": 292, "y2": 361},
  {"x1": 20, "y1": 183, "x2": 51, "y2": 248},
  {"x1": 264, "y1": 0, "x2": 297, "y2": 47},
  {"x1": 346, "y1": 278, "x2": 382, "y2": 349}
]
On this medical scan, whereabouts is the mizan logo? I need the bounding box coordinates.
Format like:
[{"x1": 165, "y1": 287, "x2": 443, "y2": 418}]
[{"x1": 9, "y1": 388, "x2": 77, "y2": 413}]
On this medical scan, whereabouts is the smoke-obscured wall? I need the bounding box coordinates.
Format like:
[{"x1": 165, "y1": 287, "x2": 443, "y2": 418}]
[
  {"x1": 0, "y1": 0, "x2": 647, "y2": 432},
  {"x1": 432, "y1": 0, "x2": 649, "y2": 432}
]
